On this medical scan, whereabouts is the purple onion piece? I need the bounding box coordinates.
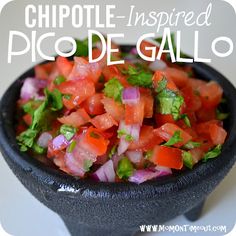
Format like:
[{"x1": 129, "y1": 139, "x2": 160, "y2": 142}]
[
  {"x1": 52, "y1": 134, "x2": 70, "y2": 151},
  {"x1": 122, "y1": 87, "x2": 140, "y2": 105},
  {"x1": 129, "y1": 167, "x2": 172, "y2": 184},
  {"x1": 126, "y1": 151, "x2": 142, "y2": 163},
  {"x1": 20, "y1": 78, "x2": 48, "y2": 100},
  {"x1": 93, "y1": 160, "x2": 116, "y2": 182},
  {"x1": 37, "y1": 132, "x2": 52, "y2": 148}
]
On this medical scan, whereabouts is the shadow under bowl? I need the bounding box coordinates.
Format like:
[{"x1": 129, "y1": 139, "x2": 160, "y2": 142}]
[{"x1": 1, "y1": 46, "x2": 236, "y2": 236}]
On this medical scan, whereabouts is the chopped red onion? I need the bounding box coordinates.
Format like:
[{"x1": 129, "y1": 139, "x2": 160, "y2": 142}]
[
  {"x1": 64, "y1": 141, "x2": 97, "y2": 177},
  {"x1": 122, "y1": 87, "x2": 140, "y2": 105},
  {"x1": 149, "y1": 59, "x2": 167, "y2": 71},
  {"x1": 117, "y1": 137, "x2": 129, "y2": 156},
  {"x1": 93, "y1": 160, "x2": 116, "y2": 182},
  {"x1": 155, "y1": 165, "x2": 172, "y2": 176},
  {"x1": 20, "y1": 78, "x2": 47, "y2": 100},
  {"x1": 37, "y1": 132, "x2": 52, "y2": 148},
  {"x1": 130, "y1": 47, "x2": 138, "y2": 55},
  {"x1": 64, "y1": 152, "x2": 86, "y2": 177},
  {"x1": 117, "y1": 121, "x2": 141, "y2": 155},
  {"x1": 52, "y1": 134, "x2": 70, "y2": 151},
  {"x1": 129, "y1": 166, "x2": 172, "y2": 184},
  {"x1": 126, "y1": 151, "x2": 143, "y2": 163},
  {"x1": 130, "y1": 124, "x2": 140, "y2": 141},
  {"x1": 112, "y1": 154, "x2": 123, "y2": 169}
]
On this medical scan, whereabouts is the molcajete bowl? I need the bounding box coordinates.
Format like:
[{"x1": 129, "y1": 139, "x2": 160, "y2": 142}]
[{"x1": 0, "y1": 46, "x2": 236, "y2": 236}]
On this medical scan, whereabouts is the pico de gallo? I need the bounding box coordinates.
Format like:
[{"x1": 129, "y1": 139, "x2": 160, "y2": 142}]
[{"x1": 16, "y1": 36, "x2": 228, "y2": 184}]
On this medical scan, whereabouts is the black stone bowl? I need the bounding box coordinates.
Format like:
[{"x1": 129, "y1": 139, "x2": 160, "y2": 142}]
[{"x1": 1, "y1": 46, "x2": 236, "y2": 236}]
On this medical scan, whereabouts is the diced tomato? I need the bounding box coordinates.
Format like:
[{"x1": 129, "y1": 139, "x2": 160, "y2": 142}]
[
  {"x1": 69, "y1": 57, "x2": 101, "y2": 83},
  {"x1": 16, "y1": 124, "x2": 27, "y2": 135},
  {"x1": 152, "y1": 70, "x2": 178, "y2": 91},
  {"x1": 181, "y1": 86, "x2": 202, "y2": 112},
  {"x1": 196, "y1": 120, "x2": 222, "y2": 139},
  {"x1": 164, "y1": 67, "x2": 188, "y2": 88},
  {"x1": 53, "y1": 151, "x2": 69, "y2": 174},
  {"x1": 189, "y1": 148, "x2": 204, "y2": 164},
  {"x1": 128, "y1": 126, "x2": 164, "y2": 151},
  {"x1": 125, "y1": 100, "x2": 144, "y2": 125},
  {"x1": 23, "y1": 114, "x2": 32, "y2": 126},
  {"x1": 140, "y1": 88, "x2": 154, "y2": 118},
  {"x1": 151, "y1": 145, "x2": 183, "y2": 169},
  {"x1": 188, "y1": 78, "x2": 207, "y2": 91},
  {"x1": 199, "y1": 139, "x2": 215, "y2": 152},
  {"x1": 102, "y1": 65, "x2": 129, "y2": 87},
  {"x1": 110, "y1": 41, "x2": 121, "y2": 59},
  {"x1": 82, "y1": 127, "x2": 109, "y2": 156},
  {"x1": 102, "y1": 65, "x2": 120, "y2": 81},
  {"x1": 101, "y1": 97, "x2": 125, "y2": 121},
  {"x1": 198, "y1": 81, "x2": 223, "y2": 109},
  {"x1": 56, "y1": 56, "x2": 73, "y2": 78},
  {"x1": 58, "y1": 108, "x2": 90, "y2": 128},
  {"x1": 196, "y1": 108, "x2": 216, "y2": 122},
  {"x1": 183, "y1": 127, "x2": 198, "y2": 139},
  {"x1": 91, "y1": 48, "x2": 107, "y2": 68},
  {"x1": 90, "y1": 113, "x2": 118, "y2": 131},
  {"x1": 61, "y1": 95, "x2": 77, "y2": 110},
  {"x1": 35, "y1": 65, "x2": 49, "y2": 80},
  {"x1": 155, "y1": 114, "x2": 175, "y2": 127},
  {"x1": 58, "y1": 79, "x2": 95, "y2": 108},
  {"x1": 139, "y1": 40, "x2": 160, "y2": 59},
  {"x1": 209, "y1": 123, "x2": 227, "y2": 145},
  {"x1": 154, "y1": 123, "x2": 192, "y2": 147},
  {"x1": 82, "y1": 93, "x2": 105, "y2": 115},
  {"x1": 34, "y1": 62, "x2": 54, "y2": 80}
]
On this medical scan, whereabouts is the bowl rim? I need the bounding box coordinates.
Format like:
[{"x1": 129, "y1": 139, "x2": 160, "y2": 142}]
[{"x1": 1, "y1": 46, "x2": 236, "y2": 200}]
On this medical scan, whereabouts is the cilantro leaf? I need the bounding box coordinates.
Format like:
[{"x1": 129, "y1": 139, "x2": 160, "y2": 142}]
[
  {"x1": 17, "y1": 129, "x2": 38, "y2": 151},
  {"x1": 45, "y1": 88, "x2": 63, "y2": 111},
  {"x1": 22, "y1": 100, "x2": 42, "y2": 115},
  {"x1": 156, "y1": 77, "x2": 168, "y2": 93},
  {"x1": 67, "y1": 140, "x2": 77, "y2": 153},
  {"x1": 17, "y1": 89, "x2": 63, "y2": 152},
  {"x1": 171, "y1": 96, "x2": 184, "y2": 120},
  {"x1": 183, "y1": 141, "x2": 201, "y2": 150},
  {"x1": 182, "y1": 151, "x2": 193, "y2": 169},
  {"x1": 216, "y1": 109, "x2": 229, "y2": 121},
  {"x1": 31, "y1": 101, "x2": 47, "y2": 130},
  {"x1": 202, "y1": 145, "x2": 222, "y2": 162},
  {"x1": 90, "y1": 131, "x2": 100, "y2": 139},
  {"x1": 32, "y1": 143, "x2": 46, "y2": 154},
  {"x1": 60, "y1": 124, "x2": 77, "y2": 141},
  {"x1": 117, "y1": 129, "x2": 134, "y2": 142},
  {"x1": 117, "y1": 157, "x2": 134, "y2": 179},
  {"x1": 124, "y1": 66, "x2": 153, "y2": 88},
  {"x1": 54, "y1": 75, "x2": 66, "y2": 85},
  {"x1": 164, "y1": 131, "x2": 183, "y2": 147},
  {"x1": 181, "y1": 114, "x2": 191, "y2": 127},
  {"x1": 144, "y1": 150, "x2": 153, "y2": 160},
  {"x1": 74, "y1": 35, "x2": 101, "y2": 57},
  {"x1": 84, "y1": 159, "x2": 93, "y2": 172},
  {"x1": 104, "y1": 78, "x2": 124, "y2": 102},
  {"x1": 109, "y1": 145, "x2": 117, "y2": 159},
  {"x1": 156, "y1": 89, "x2": 184, "y2": 120}
]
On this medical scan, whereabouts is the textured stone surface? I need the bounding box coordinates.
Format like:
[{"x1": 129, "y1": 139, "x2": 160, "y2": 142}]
[{"x1": 0, "y1": 46, "x2": 236, "y2": 236}]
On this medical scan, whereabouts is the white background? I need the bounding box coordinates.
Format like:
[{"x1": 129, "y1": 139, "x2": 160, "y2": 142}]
[{"x1": 0, "y1": 0, "x2": 235, "y2": 235}]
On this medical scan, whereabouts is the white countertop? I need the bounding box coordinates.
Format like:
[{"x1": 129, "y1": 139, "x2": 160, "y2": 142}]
[{"x1": 0, "y1": 0, "x2": 235, "y2": 235}]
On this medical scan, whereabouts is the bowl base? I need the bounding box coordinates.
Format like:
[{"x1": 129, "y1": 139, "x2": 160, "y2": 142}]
[
  {"x1": 61, "y1": 216, "x2": 137, "y2": 236},
  {"x1": 184, "y1": 199, "x2": 205, "y2": 222}
]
